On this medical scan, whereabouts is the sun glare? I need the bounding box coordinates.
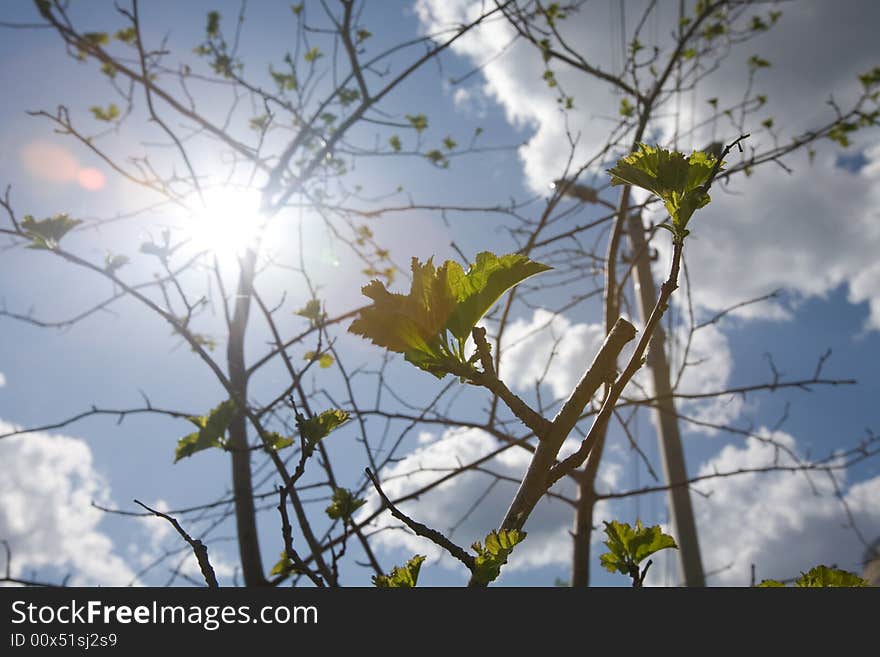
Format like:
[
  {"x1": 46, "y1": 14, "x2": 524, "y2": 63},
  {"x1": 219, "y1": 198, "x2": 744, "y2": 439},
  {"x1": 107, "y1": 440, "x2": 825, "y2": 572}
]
[{"x1": 186, "y1": 187, "x2": 264, "y2": 259}]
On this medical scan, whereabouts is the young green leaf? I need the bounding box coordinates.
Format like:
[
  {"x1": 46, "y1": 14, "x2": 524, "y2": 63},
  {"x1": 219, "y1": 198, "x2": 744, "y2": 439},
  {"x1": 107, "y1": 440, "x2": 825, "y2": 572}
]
[
  {"x1": 270, "y1": 552, "x2": 297, "y2": 577},
  {"x1": 350, "y1": 253, "x2": 550, "y2": 377},
  {"x1": 21, "y1": 214, "x2": 82, "y2": 250},
  {"x1": 471, "y1": 529, "x2": 526, "y2": 584},
  {"x1": 444, "y1": 252, "x2": 552, "y2": 341},
  {"x1": 373, "y1": 555, "x2": 427, "y2": 588},
  {"x1": 325, "y1": 487, "x2": 367, "y2": 520},
  {"x1": 104, "y1": 253, "x2": 130, "y2": 273},
  {"x1": 295, "y1": 298, "x2": 325, "y2": 326},
  {"x1": 607, "y1": 143, "x2": 720, "y2": 235},
  {"x1": 304, "y1": 351, "x2": 334, "y2": 368},
  {"x1": 599, "y1": 519, "x2": 678, "y2": 578},
  {"x1": 349, "y1": 257, "x2": 459, "y2": 376},
  {"x1": 297, "y1": 409, "x2": 349, "y2": 449},
  {"x1": 795, "y1": 565, "x2": 868, "y2": 587},
  {"x1": 304, "y1": 46, "x2": 322, "y2": 63},
  {"x1": 756, "y1": 579, "x2": 786, "y2": 587},
  {"x1": 406, "y1": 113, "x2": 428, "y2": 132},
  {"x1": 174, "y1": 400, "x2": 236, "y2": 462},
  {"x1": 90, "y1": 103, "x2": 120, "y2": 122},
  {"x1": 264, "y1": 431, "x2": 294, "y2": 451}
]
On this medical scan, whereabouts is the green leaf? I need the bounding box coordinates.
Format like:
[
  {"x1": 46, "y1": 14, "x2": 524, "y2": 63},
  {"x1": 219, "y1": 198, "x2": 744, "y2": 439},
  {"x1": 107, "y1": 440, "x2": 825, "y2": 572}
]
[
  {"x1": 756, "y1": 579, "x2": 786, "y2": 587},
  {"x1": 389, "y1": 135, "x2": 402, "y2": 152},
  {"x1": 104, "y1": 253, "x2": 130, "y2": 273},
  {"x1": 471, "y1": 529, "x2": 526, "y2": 584},
  {"x1": 114, "y1": 27, "x2": 137, "y2": 44},
  {"x1": 607, "y1": 143, "x2": 721, "y2": 234},
  {"x1": 858, "y1": 66, "x2": 880, "y2": 89},
  {"x1": 373, "y1": 555, "x2": 426, "y2": 588},
  {"x1": 748, "y1": 55, "x2": 771, "y2": 71},
  {"x1": 295, "y1": 298, "x2": 325, "y2": 326},
  {"x1": 304, "y1": 47, "x2": 322, "y2": 63},
  {"x1": 290, "y1": 3, "x2": 303, "y2": 16},
  {"x1": 265, "y1": 431, "x2": 294, "y2": 451},
  {"x1": 21, "y1": 214, "x2": 82, "y2": 250},
  {"x1": 619, "y1": 97, "x2": 635, "y2": 117},
  {"x1": 297, "y1": 409, "x2": 349, "y2": 449},
  {"x1": 350, "y1": 253, "x2": 550, "y2": 377},
  {"x1": 795, "y1": 565, "x2": 868, "y2": 587},
  {"x1": 174, "y1": 400, "x2": 236, "y2": 462},
  {"x1": 304, "y1": 351, "x2": 334, "y2": 368},
  {"x1": 444, "y1": 252, "x2": 552, "y2": 341},
  {"x1": 337, "y1": 87, "x2": 360, "y2": 106},
  {"x1": 442, "y1": 136, "x2": 457, "y2": 151},
  {"x1": 406, "y1": 114, "x2": 428, "y2": 133},
  {"x1": 249, "y1": 114, "x2": 269, "y2": 131},
  {"x1": 83, "y1": 32, "x2": 110, "y2": 46},
  {"x1": 90, "y1": 104, "x2": 120, "y2": 122},
  {"x1": 325, "y1": 487, "x2": 367, "y2": 520},
  {"x1": 269, "y1": 65, "x2": 298, "y2": 91},
  {"x1": 599, "y1": 519, "x2": 678, "y2": 576},
  {"x1": 355, "y1": 29, "x2": 372, "y2": 43},
  {"x1": 349, "y1": 257, "x2": 460, "y2": 376},
  {"x1": 206, "y1": 11, "x2": 220, "y2": 37},
  {"x1": 270, "y1": 552, "x2": 298, "y2": 577},
  {"x1": 425, "y1": 149, "x2": 447, "y2": 167}
]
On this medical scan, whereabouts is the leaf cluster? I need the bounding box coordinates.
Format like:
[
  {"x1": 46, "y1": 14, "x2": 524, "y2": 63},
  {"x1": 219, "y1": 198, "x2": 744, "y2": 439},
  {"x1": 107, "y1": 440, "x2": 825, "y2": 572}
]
[
  {"x1": 21, "y1": 214, "x2": 82, "y2": 250},
  {"x1": 349, "y1": 252, "x2": 550, "y2": 378},
  {"x1": 599, "y1": 520, "x2": 678, "y2": 586},
  {"x1": 607, "y1": 144, "x2": 721, "y2": 240},
  {"x1": 373, "y1": 555, "x2": 426, "y2": 588},
  {"x1": 471, "y1": 529, "x2": 526, "y2": 585},
  {"x1": 758, "y1": 565, "x2": 869, "y2": 588}
]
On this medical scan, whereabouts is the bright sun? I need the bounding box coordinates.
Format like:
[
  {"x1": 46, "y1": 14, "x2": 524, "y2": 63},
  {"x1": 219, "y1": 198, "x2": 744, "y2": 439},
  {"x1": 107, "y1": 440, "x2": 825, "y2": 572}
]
[{"x1": 185, "y1": 187, "x2": 264, "y2": 259}]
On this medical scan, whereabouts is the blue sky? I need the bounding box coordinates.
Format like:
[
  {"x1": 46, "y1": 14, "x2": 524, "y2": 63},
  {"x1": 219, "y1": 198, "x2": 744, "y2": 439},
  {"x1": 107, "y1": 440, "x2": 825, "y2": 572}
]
[{"x1": 1, "y1": 1, "x2": 879, "y2": 588}]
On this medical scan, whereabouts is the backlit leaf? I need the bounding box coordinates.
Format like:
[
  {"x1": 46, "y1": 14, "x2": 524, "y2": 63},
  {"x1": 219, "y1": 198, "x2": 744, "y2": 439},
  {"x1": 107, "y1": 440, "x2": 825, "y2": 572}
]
[
  {"x1": 444, "y1": 252, "x2": 551, "y2": 341},
  {"x1": 471, "y1": 529, "x2": 526, "y2": 584},
  {"x1": 599, "y1": 519, "x2": 678, "y2": 576},
  {"x1": 295, "y1": 298, "x2": 325, "y2": 326},
  {"x1": 325, "y1": 487, "x2": 367, "y2": 520},
  {"x1": 373, "y1": 555, "x2": 426, "y2": 588},
  {"x1": 304, "y1": 351, "x2": 334, "y2": 368},
  {"x1": 174, "y1": 399, "x2": 236, "y2": 462},
  {"x1": 265, "y1": 431, "x2": 294, "y2": 451},
  {"x1": 349, "y1": 257, "x2": 459, "y2": 376},
  {"x1": 795, "y1": 565, "x2": 868, "y2": 587},
  {"x1": 297, "y1": 409, "x2": 349, "y2": 448},
  {"x1": 607, "y1": 143, "x2": 720, "y2": 233},
  {"x1": 90, "y1": 104, "x2": 120, "y2": 122},
  {"x1": 104, "y1": 253, "x2": 130, "y2": 273},
  {"x1": 21, "y1": 214, "x2": 82, "y2": 250}
]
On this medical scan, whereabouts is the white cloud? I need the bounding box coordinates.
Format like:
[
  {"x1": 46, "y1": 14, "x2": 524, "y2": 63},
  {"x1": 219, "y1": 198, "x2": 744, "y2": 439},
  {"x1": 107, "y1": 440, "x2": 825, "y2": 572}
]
[
  {"x1": 0, "y1": 421, "x2": 137, "y2": 585},
  {"x1": 359, "y1": 426, "x2": 879, "y2": 587},
  {"x1": 358, "y1": 427, "x2": 621, "y2": 578},
  {"x1": 129, "y1": 498, "x2": 237, "y2": 586},
  {"x1": 418, "y1": 1, "x2": 880, "y2": 329},
  {"x1": 499, "y1": 308, "x2": 606, "y2": 401},
  {"x1": 669, "y1": 323, "x2": 742, "y2": 433},
  {"x1": 452, "y1": 87, "x2": 489, "y2": 118},
  {"x1": 498, "y1": 308, "x2": 739, "y2": 434},
  {"x1": 685, "y1": 429, "x2": 880, "y2": 585}
]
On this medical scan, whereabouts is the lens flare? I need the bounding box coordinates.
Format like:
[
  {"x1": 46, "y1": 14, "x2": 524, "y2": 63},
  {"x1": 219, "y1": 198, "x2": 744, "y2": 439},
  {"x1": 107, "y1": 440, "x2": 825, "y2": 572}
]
[{"x1": 185, "y1": 187, "x2": 263, "y2": 259}]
